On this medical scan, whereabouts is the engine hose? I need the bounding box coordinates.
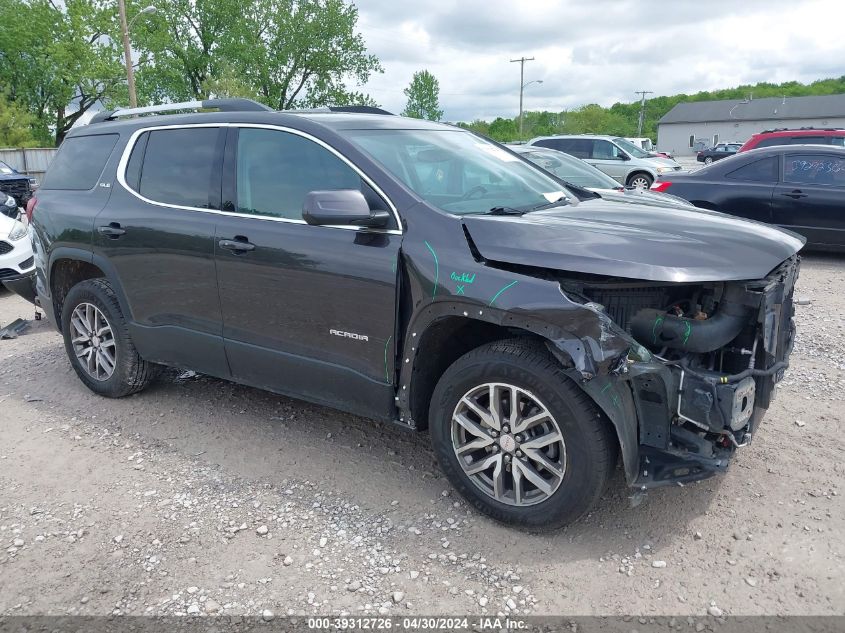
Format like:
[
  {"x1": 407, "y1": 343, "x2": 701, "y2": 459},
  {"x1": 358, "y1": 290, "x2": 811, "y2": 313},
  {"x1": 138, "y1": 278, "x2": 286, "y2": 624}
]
[{"x1": 631, "y1": 302, "x2": 751, "y2": 354}]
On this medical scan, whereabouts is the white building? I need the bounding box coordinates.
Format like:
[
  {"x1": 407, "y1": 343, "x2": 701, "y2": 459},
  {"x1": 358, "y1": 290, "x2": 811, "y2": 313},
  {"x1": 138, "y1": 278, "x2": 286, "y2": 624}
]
[{"x1": 656, "y1": 94, "x2": 845, "y2": 156}]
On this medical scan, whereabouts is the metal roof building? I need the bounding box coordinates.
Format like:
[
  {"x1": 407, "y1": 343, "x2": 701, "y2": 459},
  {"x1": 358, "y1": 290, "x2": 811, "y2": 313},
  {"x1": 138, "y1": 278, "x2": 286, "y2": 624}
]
[{"x1": 656, "y1": 94, "x2": 845, "y2": 156}]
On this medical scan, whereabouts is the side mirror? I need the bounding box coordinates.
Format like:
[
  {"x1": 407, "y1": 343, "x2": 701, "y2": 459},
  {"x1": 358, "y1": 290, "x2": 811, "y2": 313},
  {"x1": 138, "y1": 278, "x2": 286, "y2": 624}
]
[{"x1": 302, "y1": 190, "x2": 390, "y2": 229}]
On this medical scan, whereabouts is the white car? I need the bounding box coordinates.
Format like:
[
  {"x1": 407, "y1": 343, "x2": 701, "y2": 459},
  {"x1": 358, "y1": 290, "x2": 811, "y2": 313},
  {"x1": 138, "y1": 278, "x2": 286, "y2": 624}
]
[{"x1": 0, "y1": 194, "x2": 35, "y2": 287}]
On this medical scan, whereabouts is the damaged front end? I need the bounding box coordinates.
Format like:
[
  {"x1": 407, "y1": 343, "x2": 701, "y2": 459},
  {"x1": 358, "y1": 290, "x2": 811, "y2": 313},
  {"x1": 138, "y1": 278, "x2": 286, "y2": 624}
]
[{"x1": 557, "y1": 255, "x2": 799, "y2": 489}]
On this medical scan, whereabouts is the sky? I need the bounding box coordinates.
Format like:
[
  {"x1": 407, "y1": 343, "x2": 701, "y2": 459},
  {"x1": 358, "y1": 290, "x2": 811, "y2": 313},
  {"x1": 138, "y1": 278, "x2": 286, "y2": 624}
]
[{"x1": 351, "y1": 0, "x2": 845, "y2": 122}]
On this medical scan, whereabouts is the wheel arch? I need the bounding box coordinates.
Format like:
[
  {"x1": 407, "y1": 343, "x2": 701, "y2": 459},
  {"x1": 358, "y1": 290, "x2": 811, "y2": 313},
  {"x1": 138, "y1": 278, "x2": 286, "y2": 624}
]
[
  {"x1": 401, "y1": 302, "x2": 637, "y2": 483},
  {"x1": 48, "y1": 249, "x2": 132, "y2": 331},
  {"x1": 626, "y1": 170, "x2": 654, "y2": 186}
]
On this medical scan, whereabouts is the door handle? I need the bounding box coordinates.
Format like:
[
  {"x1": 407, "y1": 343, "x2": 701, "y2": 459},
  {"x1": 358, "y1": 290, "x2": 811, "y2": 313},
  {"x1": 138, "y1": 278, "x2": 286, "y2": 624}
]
[
  {"x1": 218, "y1": 238, "x2": 256, "y2": 253},
  {"x1": 98, "y1": 223, "x2": 126, "y2": 238},
  {"x1": 781, "y1": 190, "x2": 807, "y2": 199}
]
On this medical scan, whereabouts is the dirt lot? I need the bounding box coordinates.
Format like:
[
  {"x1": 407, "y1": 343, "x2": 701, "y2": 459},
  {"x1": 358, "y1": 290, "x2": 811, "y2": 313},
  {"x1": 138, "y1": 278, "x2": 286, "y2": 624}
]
[{"x1": 0, "y1": 255, "x2": 842, "y2": 619}]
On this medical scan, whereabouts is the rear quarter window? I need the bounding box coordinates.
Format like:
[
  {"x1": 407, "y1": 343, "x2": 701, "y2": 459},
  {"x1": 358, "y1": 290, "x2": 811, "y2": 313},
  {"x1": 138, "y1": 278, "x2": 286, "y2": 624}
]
[{"x1": 40, "y1": 134, "x2": 120, "y2": 190}]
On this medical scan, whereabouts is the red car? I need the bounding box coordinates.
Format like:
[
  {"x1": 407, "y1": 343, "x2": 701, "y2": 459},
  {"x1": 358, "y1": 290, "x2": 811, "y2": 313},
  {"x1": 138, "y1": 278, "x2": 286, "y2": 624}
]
[{"x1": 739, "y1": 127, "x2": 845, "y2": 152}]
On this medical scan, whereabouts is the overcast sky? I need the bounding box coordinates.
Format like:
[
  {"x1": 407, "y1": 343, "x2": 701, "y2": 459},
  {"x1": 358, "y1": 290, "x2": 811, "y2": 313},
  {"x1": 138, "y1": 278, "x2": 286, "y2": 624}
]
[{"x1": 352, "y1": 0, "x2": 845, "y2": 122}]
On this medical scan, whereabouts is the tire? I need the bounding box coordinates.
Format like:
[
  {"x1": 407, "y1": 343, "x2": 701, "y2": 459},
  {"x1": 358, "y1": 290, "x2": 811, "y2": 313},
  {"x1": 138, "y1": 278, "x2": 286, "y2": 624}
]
[
  {"x1": 703, "y1": 156, "x2": 713, "y2": 165},
  {"x1": 61, "y1": 278, "x2": 159, "y2": 397},
  {"x1": 626, "y1": 172, "x2": 653, "y2": 189},
  {"x1": 429, "y1": 338, "x2": 617, "y2": 530}
]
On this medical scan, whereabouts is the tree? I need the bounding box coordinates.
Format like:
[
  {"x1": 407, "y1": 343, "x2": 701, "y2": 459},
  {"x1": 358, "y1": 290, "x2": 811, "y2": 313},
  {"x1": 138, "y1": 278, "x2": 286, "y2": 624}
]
[
  {"x1": 401, "y1": 70, "x2": 443, "y2": 121},
  {"x1": 133, "y1": 0, "x2": 382, "y2": 109},
  {"x1": 0, "y1": 0, "x2": 125, "y2": 145},
  {"x1": 0, "y1": 94, "x2": 38, "y2": 147}
]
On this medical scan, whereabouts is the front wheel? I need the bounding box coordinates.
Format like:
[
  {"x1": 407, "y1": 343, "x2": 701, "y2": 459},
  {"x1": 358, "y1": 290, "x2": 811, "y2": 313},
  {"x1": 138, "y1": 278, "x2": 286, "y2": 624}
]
[
  {"x1": 61, "y1": 278, "x2": 160, "y2": 397},
  {"x1": 703, "y1": 156, "x2": 713, "y2": 165},
  {"x1": 627, "y1": 173, "x2": 653, "y2": 189},
  {"x1": 429, "y1": 339, "x2": 617, "y2": 530}
]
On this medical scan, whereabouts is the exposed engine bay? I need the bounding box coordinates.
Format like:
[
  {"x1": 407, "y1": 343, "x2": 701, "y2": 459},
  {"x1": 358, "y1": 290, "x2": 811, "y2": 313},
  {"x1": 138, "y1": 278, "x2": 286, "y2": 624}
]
[{"x1": 559, "y1": 255, "x2": 799, "y2": 488}]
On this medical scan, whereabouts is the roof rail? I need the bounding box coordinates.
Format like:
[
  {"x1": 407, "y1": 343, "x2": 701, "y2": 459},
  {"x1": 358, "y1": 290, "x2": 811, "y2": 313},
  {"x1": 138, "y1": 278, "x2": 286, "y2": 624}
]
[
  {"x1": 327, "y1": 106, "x2": 394, "y2": 115},
  {"x1": 89, "y1": 98, "x2": 273, "y2": 124}
]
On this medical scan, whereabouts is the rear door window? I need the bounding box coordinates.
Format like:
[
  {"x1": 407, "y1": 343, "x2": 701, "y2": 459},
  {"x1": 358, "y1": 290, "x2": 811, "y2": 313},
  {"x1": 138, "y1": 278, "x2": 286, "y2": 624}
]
[
  {"x1": 132, "y1": 127, "x2": 221, "y2": 209},
  {"x1": 41, "y1": 134, "x2": 119, "y2": 190},
  {"x1": 784, "y1": 154, "x2": 845, "y2": 187}
]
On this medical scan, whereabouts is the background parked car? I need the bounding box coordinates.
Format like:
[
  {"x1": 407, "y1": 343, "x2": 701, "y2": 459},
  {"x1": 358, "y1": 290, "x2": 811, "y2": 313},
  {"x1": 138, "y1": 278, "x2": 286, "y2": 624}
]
[
  {"x1": 739, "y1": 127, "x2": 845, "y2": 152},
  {"x1": 696, "y1": 142, "x2": 742, "y2": 164},
  {"x1": 652, "y1": 144, "x2": 845, "y2": 250},
  {"x1": 528, "y1": 134, "x2": 682, "y2": 189},
  {"x1": 0, "y1": 160, "x2": 34, "y2": 208},
  {"x1": 509, "y1": 145, "x2": 695, "y2": 210},
  {"x1": 0, "y1": 206, "x2": 34, "y2": 285}
]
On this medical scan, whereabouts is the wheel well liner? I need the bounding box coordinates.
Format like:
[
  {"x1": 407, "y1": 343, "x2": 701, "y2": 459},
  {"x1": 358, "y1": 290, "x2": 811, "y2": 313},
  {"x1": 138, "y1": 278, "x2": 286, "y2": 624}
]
[
  {"x1": 408, "y1": 317, "x2": 541, "y2": 430},
  {"x1": 50, "y1": 259, "x2": 106, "y2": 328}
]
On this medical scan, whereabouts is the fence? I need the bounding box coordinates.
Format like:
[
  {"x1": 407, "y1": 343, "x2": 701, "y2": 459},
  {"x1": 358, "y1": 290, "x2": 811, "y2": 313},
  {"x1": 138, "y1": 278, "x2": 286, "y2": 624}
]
[{"x1": 0, "y1": 147, "x2": 57, "y2": 182}]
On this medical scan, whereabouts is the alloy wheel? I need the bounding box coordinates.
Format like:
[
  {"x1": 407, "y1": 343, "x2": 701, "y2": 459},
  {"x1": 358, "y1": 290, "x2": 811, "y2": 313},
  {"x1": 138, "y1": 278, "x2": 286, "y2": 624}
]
[
  {"x1": 451, "y1": 382, "x2": 566, "y2": 506},
  {"x1": 70, "y1": 302, "x2": 116, "y2": 381},
  {"x1": 629, "y1": 176, "x2": 651, "y2": 189}
]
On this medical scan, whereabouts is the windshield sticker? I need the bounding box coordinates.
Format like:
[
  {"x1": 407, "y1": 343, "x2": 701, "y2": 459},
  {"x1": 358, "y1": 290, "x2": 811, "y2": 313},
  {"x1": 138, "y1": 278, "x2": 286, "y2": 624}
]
[
  {"x1": 476, "y1": 144, "x2": 519, "y2": 162},
  {"x1": 542, "y1": 191, "x2": 566, "y2": 203}
]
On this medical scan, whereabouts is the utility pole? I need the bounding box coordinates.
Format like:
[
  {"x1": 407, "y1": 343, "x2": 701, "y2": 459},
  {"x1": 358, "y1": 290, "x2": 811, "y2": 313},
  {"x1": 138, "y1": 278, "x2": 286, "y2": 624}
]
[
  {"x1": 118, "y1": 3, "x2": 156, "y2": 108},
  {"x1": 117, "y1": 0, "x2": 137, "y2": 108},
  {"x1": 635, "y1": 90, "x2": 653, "y2": 137},
  {"x1": 511, "y1": 56, "x2": 534, "y2": 138}
]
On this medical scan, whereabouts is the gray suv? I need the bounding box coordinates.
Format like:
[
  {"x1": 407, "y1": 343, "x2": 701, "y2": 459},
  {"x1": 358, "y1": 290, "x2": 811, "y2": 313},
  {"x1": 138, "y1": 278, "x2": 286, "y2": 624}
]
[{"x1": 528, "y1": 134, "x2": 682, "y2": 188}]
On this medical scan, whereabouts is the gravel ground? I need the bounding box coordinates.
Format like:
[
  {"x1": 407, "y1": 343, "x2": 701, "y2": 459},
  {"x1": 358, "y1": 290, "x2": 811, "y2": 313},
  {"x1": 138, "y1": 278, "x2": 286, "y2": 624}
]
[{"x1": 0, "y1": 255, "x2": 842, "y2": 618}]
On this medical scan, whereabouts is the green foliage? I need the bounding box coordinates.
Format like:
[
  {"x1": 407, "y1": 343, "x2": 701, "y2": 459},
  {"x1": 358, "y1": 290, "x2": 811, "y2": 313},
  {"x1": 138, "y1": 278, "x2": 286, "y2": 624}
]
[
  {"x1": 0, "y1": 0, "x2": 125, "y2": 145},
  {"x1": 0, "y1": 93, "x2": 38, "y2": 147},
  {"x1": 457, "y1": 76, "x2": 845, "y2": 143},
  {"x1": 401, "y1": 70, "x2": 443, "y2": 121},
  {"x1": 134, "y1": 0, "x2": 382, "y2": 109}
]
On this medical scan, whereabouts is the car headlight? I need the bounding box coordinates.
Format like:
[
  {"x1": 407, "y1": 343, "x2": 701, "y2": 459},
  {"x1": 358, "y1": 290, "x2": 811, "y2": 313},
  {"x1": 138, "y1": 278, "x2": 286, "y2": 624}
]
[
  {"x1": 655, "y1": 166, "x2": 674, "y2": 174},
  {"x1": 8, "y1": 220, "x2": 27, "y2": 241}
]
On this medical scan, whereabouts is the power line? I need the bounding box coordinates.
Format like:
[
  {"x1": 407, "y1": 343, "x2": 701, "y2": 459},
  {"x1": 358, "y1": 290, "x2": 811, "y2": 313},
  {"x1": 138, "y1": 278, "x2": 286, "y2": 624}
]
[{"x1": 635, "y1": 90, "x2": 653, "y2": 136}]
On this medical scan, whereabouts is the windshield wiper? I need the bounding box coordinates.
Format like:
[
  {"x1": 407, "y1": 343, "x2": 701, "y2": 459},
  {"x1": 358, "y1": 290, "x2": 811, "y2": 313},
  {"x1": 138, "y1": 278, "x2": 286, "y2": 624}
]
[
  {"x1": 527, "y1": 196, "x2": 571, "y2": 212},
  {"x1": 483, "y1": 206, "x2": 525, "y2": 216}
]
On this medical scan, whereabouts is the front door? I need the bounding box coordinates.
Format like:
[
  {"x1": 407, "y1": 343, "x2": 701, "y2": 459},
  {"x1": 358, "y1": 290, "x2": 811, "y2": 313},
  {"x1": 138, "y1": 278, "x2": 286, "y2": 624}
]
[
  {"x1": 587, "y1": 139, "x2": 630, "y2": 183},
  {"x1": 214, "y1": 126, "x2": 401, "y2": 420},
  {"x1": 772, "y1": 152, "x2": 845, "y2": 248}
]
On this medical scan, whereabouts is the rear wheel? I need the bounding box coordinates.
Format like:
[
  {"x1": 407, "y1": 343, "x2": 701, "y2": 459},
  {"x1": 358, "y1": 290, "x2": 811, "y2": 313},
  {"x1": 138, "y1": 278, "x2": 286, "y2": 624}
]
[
  {"x1": 627, "y1": 172, "x2": 653, "y2": 189},
  {"x1": 429, "y1": 339, "x2": 617, "y2": 530},
  {"x1": 703, "y1": 156, "x2": 714, "y2": 165},
  {"x1": 61, "y1": 278, "x2": 159, "y2": 397}
]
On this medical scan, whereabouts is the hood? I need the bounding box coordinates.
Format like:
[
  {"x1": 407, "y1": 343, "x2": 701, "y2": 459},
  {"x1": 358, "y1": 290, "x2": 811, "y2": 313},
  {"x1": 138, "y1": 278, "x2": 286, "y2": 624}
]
[
  {"x1": 590, "y1": 188, "x2": 694, "y2": 210},
  {"x1": 462, "y1": 199, "x2": 805, "y2": 283},
  {"x1": 641, "y1": 155, "x2": 678, "y2": 168}
]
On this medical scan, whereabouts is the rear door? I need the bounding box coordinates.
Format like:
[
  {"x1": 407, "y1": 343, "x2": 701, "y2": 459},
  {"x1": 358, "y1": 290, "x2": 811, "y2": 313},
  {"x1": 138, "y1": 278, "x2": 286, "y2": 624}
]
[
  {"x1": 771, "y1": 152, "x2": 845, "y2": 248},
  {"x1": 214, "y1": 125, "x2": 401, "y2": 420},
  {"x1": 92, "y1": 125, "x2": 228, "y2": 376},
  {"x1": 716, "y1": 155, "x2": 779, "y2": 223}
]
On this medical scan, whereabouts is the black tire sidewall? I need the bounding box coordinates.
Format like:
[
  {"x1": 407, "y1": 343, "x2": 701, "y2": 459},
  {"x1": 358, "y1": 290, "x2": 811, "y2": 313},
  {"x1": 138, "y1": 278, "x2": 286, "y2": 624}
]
[
  {"x1": 61, "y1": 280, "x2": 140, "y2": 397},
  {"x1": 628, "y1": 173, "x2": 653, "y2": 188},
  {"x1": 430, "y1": 344, "x2": 611, "y2": 530}
]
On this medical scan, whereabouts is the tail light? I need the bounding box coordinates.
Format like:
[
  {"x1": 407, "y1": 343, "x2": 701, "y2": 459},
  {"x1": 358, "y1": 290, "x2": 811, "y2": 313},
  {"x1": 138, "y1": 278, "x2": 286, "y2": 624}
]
[
  {"x1": 25, "y1": 196, "x2": 37, "y2": 223},
  {"x1": 651, "y1": 181, "x2": 672, "y2": 192}
]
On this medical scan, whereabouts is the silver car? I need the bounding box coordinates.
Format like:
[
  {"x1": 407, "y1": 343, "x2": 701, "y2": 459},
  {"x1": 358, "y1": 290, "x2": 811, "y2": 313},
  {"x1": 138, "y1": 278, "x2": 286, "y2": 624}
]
[
  {"x1": 509, "y1": 145, "x2": 696, "y2": 210},
  {"x1": 527, "y1": 134, "x2": 682, "y2": 188}
]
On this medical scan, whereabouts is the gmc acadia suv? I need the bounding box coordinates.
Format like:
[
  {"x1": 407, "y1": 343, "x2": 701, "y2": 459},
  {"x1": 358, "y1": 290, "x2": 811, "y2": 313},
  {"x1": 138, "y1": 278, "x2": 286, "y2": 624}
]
[{"x1": 18, "y1": 99, "x2": 804, "y2": 529}]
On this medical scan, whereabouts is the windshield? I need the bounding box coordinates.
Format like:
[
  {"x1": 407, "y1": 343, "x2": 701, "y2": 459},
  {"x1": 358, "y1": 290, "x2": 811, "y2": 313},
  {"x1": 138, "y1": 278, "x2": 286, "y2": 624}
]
[
  {"x1": 612, "y1": 137, "x2": 650, "y2": 158},
  {"x1": 0, "y1": 161, "x2": 13, "y2": 175},
  {"x1": 518, "y1": 148, "x2": 620, "y2": 189},
  {"x1": 342, "y1": 129, "x2": 569, "y2": 215}
]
